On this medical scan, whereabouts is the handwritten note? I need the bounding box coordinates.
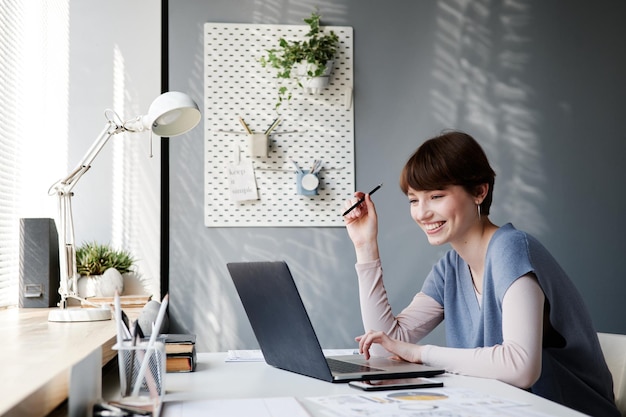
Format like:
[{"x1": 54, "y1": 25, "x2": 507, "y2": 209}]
[{"x1": 227, "y1": 160, "x2": 259, "y2": 202}]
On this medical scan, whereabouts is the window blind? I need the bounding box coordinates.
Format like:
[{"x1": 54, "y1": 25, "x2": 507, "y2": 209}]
[
  {"x1": 0, "y1": 0, "x2": 25, "y2": 307},
  {"x1": 0, "y1": 0, "x2": 68, "y2": 308}
]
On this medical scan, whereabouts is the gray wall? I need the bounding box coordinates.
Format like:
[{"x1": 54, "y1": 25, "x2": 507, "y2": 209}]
[
  {"x1": 65, "y1": 1, "x2": 162, "y2": 296},
  {"x1": 167, "y1": 0, "x2": 626, "y2": 352}
]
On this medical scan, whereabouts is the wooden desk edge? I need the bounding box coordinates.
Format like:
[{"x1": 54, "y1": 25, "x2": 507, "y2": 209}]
[{"x1": 0, "y1": 307, "x2": 141, "y2": 417}]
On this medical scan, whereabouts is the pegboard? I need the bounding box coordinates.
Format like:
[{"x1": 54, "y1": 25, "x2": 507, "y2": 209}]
[{"x1": 204, "y1": 22, "x2": 354, "y2": 227}]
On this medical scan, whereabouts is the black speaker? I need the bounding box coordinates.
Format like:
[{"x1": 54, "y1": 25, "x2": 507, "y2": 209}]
[{"x1": 19, "y1": 218, "x2": 61, "y2": 308}]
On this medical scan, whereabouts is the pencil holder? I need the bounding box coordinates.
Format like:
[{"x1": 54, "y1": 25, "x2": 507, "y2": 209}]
[
  {"x1": 247, "y1": 133, "x2": 269, "y2": 157},
  {"x1": 114, "y1": 339, "x2": 166, "y2": 416},
  {"x1": 296, "y1": 171, "x2": 320, "y2": 196}
]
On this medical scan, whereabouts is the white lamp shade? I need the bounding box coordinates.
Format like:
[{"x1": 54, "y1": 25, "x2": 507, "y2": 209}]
[{"x1": 142, "y1": 91, "x2": 201, "y2": 136}]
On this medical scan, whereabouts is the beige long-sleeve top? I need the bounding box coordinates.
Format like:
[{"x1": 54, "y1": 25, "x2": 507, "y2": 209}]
[{"x1": 356, "y1": 259, "x2": 544, "y2": 388}]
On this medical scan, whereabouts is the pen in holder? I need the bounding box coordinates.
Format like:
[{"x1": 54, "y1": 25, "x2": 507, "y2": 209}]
[
  {"x1": 294, "y1": 159, "x2": 323, "y2": 196},
  {"x1": 113, "y1": 339, "x2": 166, "y2": 416},
  {"x1": 247, "y1": 133, "x2": 269, "y2": 157}
]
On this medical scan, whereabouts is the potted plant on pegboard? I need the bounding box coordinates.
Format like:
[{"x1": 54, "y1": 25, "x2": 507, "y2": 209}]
[{"x1": 259, "y1": 11, "x2": 339, "y2": 109}]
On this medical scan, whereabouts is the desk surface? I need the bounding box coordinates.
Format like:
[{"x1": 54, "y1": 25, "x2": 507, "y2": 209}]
[
  {"x1": 0, "y1": 306, "x2": 589, "y2": 417},
  {"x1": 0, "y1": 307, "x2": 124, "y2": 417},
  {"x1": 161, "y1": 353, "x2": 586, "y2": 416}
]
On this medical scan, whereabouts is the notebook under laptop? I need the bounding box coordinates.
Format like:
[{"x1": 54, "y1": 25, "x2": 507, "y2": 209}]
[{"x1": 227, "y1": 261, "x2": 445, "y2": 383}]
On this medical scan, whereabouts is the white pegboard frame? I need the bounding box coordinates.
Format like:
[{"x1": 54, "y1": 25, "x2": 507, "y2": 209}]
[{"x1": 204, "y1": 22, "x2": 354, "y2": 227}]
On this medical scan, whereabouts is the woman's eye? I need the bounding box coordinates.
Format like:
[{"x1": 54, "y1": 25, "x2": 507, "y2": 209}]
[
  {"x1": 431, "y1": 194, "x2": 443, "y2": 199},
  {"x1": 409, "y1": 199, "x2": 418, "y2": 205}
]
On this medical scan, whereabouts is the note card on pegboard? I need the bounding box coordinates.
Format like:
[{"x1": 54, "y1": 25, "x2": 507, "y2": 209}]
[{"x1": 204, "y1": 22, "x2": 354, "y2": 227}]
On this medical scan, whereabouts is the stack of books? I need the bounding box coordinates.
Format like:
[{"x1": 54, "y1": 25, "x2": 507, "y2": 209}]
[
  {"x1": 163, "y1": 334, "x2": 197, "y2": 373},
  {"x1": 82, "y1": 294, "x2": 152, "y2": 309}
]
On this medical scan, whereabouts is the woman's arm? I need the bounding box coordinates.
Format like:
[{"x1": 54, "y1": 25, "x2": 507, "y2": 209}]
[
  {"x1": 421, "y1": 274, "x2": 544, "y2": 388},
  {"x1": 358, "y1": 274, "x2": 544, "y2": 388},
  {"x1": 357, "y1": 259, "x2": 443, "y2": 356},
  {"x1": 345, "y1": 193, "x2": 443, "y2": 354}
]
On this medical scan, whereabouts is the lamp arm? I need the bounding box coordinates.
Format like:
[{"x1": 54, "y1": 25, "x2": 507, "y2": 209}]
[
  {"x1": 52, "y1": 119, "x2": 125, "y2": 195},
  {"x1": 50, "y1": 116, "x2": 127, "y2": 308}
]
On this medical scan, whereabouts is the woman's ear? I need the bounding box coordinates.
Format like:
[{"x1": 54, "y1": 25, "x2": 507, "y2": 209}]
[{"x1": 474, "y1": 183, "x2": 489, "y2": 204}]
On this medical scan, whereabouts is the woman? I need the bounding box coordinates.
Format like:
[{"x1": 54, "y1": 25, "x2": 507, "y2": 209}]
[{"x1": 343, "y1": 131, "x2": 619, "y2": 416}]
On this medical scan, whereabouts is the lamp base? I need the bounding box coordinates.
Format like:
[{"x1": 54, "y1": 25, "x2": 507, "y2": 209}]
[{"x1": 48, "y1": 306, "x2": 111, "y2": 322}]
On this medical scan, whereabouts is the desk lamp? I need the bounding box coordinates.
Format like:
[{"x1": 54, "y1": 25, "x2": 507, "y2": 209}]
[{"x1": 47, "y1": 91, "x2": 201, "y2": 322}]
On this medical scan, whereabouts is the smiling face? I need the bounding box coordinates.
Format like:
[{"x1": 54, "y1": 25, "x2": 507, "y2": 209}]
[
  {"x1": 408, "y1": 185, "x2": 480, "y2": 246},
  {"x1": 400, "y1": 131, "x2": 496, "y2": 219}
]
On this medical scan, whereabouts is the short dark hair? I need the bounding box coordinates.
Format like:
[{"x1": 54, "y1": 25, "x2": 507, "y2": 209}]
[{"x1": 399, "y1": 131, "x2": 496, "y2": 215}]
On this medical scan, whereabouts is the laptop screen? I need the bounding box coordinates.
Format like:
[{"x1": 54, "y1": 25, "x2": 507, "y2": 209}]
[{"x1": 228, "y1": 261, "x2": 334, "y2": 381}]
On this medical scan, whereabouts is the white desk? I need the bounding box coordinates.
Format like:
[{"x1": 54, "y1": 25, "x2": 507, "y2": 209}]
[{"x1": 161, "y1": 353, "x2": 587, "y2": 416}]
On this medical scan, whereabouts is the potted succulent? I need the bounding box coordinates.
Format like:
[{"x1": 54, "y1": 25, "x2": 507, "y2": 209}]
[
  {"x1": 259, "y1": 11, "x2": 339, "y2": 109},
  {"x1": 75, "y1": 241, "x2": 135, "y2": 298}
]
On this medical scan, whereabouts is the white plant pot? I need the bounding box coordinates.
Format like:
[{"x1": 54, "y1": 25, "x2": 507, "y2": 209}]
[
  {"x1": 77, "y1": 268, "x2": 125, "y2": 298},
  {"x1": 295, "y1": 60, "x2": 334, "y2": 94}
]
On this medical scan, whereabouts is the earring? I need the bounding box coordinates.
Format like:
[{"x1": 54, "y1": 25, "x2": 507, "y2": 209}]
[{"x1": 477, "y1": 203, "x2": 481, "y2": 221}]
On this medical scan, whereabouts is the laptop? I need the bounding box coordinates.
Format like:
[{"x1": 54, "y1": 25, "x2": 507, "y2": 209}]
[{"x1": 227, "y1": 261, "x2": 445, "y2": 383}]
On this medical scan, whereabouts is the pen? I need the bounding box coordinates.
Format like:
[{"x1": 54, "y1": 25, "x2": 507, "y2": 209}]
[
  {"x1": 342, "y1": 183, "x2": 382, "y2": 216},
  {"x1": 310, "y1": 160, "x2": 321, "y2": 173},
  {"x1": 132, "y1": 294, "x2": 169, "y2": 397},
  {"x1": 239, "y1": 116, "x2": 252, "y2": 134},
  {"x1": 114, "y1": 292, "x2": 127, "y2": 396},
  {"x1": 290, "y1": 159, "x2": 303, "y2": 173},
  {"x1": 265, "y1": 117, "x2": 281, "y2": 135}
]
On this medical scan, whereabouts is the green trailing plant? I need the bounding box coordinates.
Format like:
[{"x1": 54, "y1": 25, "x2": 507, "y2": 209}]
[
  {"x1": 259, "y1": 11, "x2": 339, "y2": 109},
  {"x1": 76, "y1": 241, "x2": 135, "y2": 276}
]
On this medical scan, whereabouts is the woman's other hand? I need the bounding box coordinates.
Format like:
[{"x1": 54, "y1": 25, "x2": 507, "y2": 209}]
[{"x1": 355, "y1": 330, "x2": 423, "y2": 363}]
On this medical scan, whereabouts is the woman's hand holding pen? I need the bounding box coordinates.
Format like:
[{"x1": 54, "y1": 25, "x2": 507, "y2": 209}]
[{"x1": 343, "y1": 192, "x2": 380, "y2": 263}]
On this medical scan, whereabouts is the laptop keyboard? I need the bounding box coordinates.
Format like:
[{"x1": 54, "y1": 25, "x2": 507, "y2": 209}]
[{"x1": 326, "y1": 358, "x2": 384, "y2": 374}]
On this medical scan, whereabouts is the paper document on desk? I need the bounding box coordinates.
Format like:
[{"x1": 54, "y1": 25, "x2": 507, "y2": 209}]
[
  {"x1": 226, "y1": 349, "x2": 359, "y2": 362},
  {"x1": 304, "y1": 387, "x2": 545, "y2": 417},
  {"x1": 161, "y1": 397, "x2": 310, "y2": 417}
]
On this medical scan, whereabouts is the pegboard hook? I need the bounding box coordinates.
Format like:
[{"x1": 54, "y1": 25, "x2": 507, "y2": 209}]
[{"x1": 232, "y1": 143, "x2": 241, "y2": 164}]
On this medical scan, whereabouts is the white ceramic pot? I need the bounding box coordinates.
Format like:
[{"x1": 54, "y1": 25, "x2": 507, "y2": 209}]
[
  {"x1": 77, "y1": 268, "x2": 125, "y2": 298},
  {"x1": 295, "y1": 60, "x2": 334, "y2": 94}
]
